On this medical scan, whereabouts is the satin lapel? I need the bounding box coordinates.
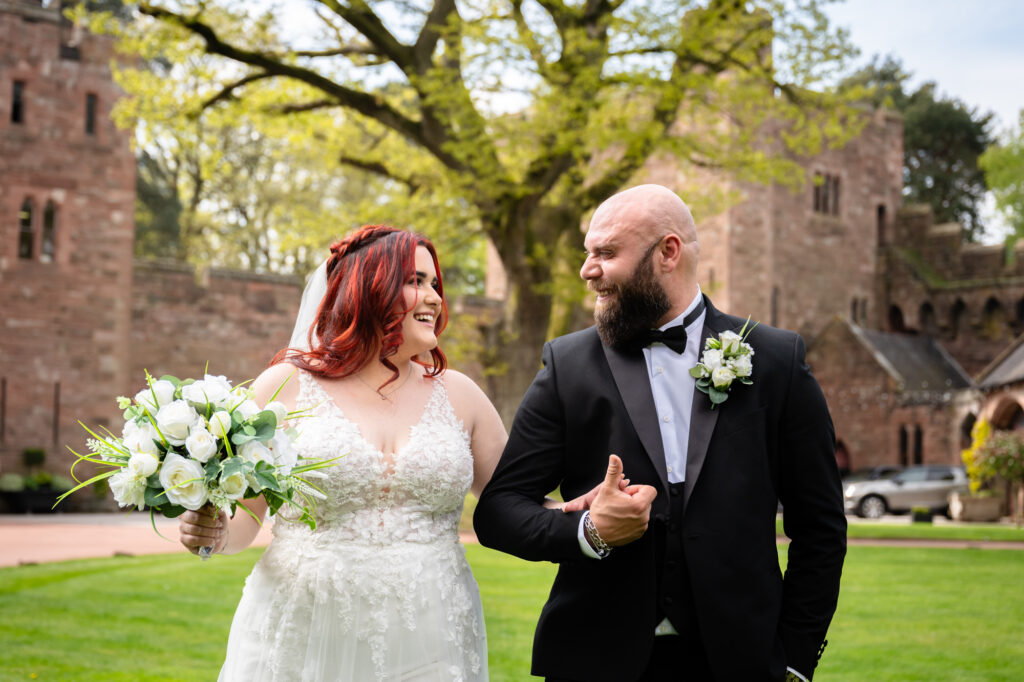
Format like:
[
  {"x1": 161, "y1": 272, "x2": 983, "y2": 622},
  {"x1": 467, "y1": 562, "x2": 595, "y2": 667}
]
[
  {"x1": 601, "y1": 344, "x2": 670, "y2": 492},
  {"x1": 683, "y1": 299, "x2": 734, "y2": 511}
]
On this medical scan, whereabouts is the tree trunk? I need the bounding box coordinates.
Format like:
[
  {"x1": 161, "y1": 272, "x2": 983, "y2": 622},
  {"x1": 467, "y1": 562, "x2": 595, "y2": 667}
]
[{"x1": 483, "y1": 266, "x2": 554, "y2": 426}]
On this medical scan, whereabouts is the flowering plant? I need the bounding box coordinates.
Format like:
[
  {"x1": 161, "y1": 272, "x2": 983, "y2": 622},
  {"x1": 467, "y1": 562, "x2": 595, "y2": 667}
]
[
  {"x1": 57, "y1": 371, "x2": 339, "y2": 543},
  {"x1": 689, "y1": 317, "x2": 757, "y2": 408}
]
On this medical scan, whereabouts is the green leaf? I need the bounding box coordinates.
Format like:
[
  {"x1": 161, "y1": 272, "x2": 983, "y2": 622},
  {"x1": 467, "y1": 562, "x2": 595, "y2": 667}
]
[
  {"x1": 709, "y1": 387, "x2": 729, "y2": 404},
  {"x1": 252, "y1": 461, "x2": 282, "y2": 493},
  {"x1": 689, "y1": 366, "x2": 706, "y2": 378}
]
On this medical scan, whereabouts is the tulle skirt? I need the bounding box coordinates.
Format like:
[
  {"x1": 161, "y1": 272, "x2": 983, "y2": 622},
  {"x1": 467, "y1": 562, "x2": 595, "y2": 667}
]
[{"x1": 217, "y1": 531, "x2": 488, "y2": 682}]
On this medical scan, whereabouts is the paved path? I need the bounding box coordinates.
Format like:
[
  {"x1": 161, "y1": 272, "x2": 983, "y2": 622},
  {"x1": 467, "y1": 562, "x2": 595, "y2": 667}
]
[{"x1": 2, "y1": 513, "x2": 1022, "y2": 567}]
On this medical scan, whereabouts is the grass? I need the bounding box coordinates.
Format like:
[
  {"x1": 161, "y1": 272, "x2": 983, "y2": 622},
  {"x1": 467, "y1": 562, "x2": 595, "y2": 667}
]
[{"x1": 0, "y1": 545, "x2": 1022, "y2": 681}]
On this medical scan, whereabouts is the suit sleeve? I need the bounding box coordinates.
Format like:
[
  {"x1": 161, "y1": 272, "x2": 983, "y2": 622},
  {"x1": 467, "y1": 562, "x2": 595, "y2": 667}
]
[
  {"x1": 473, "y1": 341, "x2": 585, "y2": 563},
  {"x1": 777, "y1": 334, "x2": 847, "y2": 679}
]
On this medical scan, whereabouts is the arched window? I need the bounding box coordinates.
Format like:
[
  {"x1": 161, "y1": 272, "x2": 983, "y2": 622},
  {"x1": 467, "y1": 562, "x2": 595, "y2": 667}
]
[
  {"x1": 888, "y1": 305, "x2": 906, "y2": 332},
  {"x1": 876, "y1": 204, "x2": 887, "y2": 246},
  {"x1": 859, "y1": 298, "x2": 868, "y2": 327},
  {"x1": 899, "y1": 425, "x2": 909, "y2": 467},
  {"x1": 982, "y1": 297, "x2": 1008, "y2": 340},
  {"x1": 41, "y1": 201, "x2": 57, "y2": 263},
  {"x1": 851, "y1": 298, "x2": 859, "y2": 323},
  {"x1": 18, "y1": 198, "x2": 34, "y2": 259},
  {"x1": 950, "y1": 299, "x2": 967, "y2": 340},
  {"x1": 913, "y1": 425, "x2": 923, "y2": 465},
  {"x1": 919, "y1": 302, "x2": 938, "y2": 336}
]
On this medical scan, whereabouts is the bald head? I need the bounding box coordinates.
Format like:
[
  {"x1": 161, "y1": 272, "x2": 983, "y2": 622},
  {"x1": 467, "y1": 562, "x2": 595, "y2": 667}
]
[
  {"x1": 582, "y1": 184, "x2": 701, "y2": 325},
  {"x1": 590, "y1": 184, "x2": 698, "y2": 247}
]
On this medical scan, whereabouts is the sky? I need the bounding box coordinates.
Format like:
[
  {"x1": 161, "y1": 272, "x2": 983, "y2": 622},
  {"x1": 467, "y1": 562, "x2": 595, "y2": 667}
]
[{"x1": 825, "y1": 0, "x2": 1024, "y2": 136}]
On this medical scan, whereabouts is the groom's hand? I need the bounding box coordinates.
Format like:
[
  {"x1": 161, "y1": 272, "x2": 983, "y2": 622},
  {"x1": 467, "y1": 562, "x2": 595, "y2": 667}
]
[{"x1": 588, "y1": 454, "x2": 657, "y2": 547}]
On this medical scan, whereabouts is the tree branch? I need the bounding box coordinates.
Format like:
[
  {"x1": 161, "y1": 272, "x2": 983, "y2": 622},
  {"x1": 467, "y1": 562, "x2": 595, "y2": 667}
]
[
  {"x1": 201, "y1": 72, "x2": 274, "y2": 109},
  {"x1": 511, "y1": 0, "x2": 553, "y2": 81},
  {"x1": 138, "y1": 3, "x2": 471, "y2": 172},
  {"x1": 413, "y1": 0, "x2": 457, "y2": 72},
  {"x1": 338, "y1": 154, "x2": 419, "y2": 191},
  {"x1": 314, "y1": 0, "x2": 414, "y2": 71}
]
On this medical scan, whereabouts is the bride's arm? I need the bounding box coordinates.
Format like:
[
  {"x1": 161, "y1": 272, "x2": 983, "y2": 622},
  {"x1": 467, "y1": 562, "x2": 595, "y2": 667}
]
[
  {"x1": 441, "y1": 370, "x2": 505, "y2": 498},
  {"x1": 446, "y1": 370, "x2": 576, "y2": 508},
  {"x1": 178, "y1": 362, "x2": 300, "y2": 556}
]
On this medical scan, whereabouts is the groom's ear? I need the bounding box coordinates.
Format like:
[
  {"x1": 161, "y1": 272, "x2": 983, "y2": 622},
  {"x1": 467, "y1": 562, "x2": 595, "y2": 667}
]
[{"x1": 656, "y1": 234, "x2": 683, "y2": 272}]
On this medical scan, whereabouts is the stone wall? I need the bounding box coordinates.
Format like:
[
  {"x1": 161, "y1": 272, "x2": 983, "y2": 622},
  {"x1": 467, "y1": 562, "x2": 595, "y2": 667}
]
[
  {"x1": 0, "y1": 1, "x2": 135, "y2": 473},
  {"x1": 129, "y1": 262, "x2": 302, "y2": 389},
  {"x1": 808, "y1": 320, "x2": 963, "y2": 471}
]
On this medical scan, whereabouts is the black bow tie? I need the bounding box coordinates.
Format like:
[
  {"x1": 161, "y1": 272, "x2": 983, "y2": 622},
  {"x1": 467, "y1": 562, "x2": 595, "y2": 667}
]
[
  {"x1": 641, "y1": 326, "x2": 689, "y2": 353},
  {"x1": 641, "y1": 298, "x2": 706, "y2": 354}
]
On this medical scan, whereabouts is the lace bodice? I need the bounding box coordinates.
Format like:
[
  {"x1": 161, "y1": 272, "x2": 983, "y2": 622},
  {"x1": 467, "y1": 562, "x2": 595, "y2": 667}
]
[{"x1": 274, "y1": 370, "x2": 475, "y2": 545}]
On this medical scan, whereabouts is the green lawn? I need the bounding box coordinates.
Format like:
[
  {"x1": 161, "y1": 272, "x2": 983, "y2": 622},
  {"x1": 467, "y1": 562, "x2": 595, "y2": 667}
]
[{"x1": 1, "y1": 545, "x2": 1021, "y2": 681}]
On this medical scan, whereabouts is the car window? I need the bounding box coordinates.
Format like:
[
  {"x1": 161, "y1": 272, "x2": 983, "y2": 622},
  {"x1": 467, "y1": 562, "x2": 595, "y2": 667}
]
[
  {"x1": 927, "y1": 468, "x2": 955, "y2": 481},
  {"x1": 894, "y1": 468, "x2": 929, "y2": 483}
]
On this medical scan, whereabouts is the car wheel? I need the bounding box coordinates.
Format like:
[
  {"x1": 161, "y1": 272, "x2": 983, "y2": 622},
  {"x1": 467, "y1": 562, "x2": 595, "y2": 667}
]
[{"x1": 858, "y1": 495, "x2": 887, "y2": 519}]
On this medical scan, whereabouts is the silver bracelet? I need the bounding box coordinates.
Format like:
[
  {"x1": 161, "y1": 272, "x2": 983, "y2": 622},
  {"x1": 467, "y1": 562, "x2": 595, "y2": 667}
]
[{"x1": 583, "y1": 511, "x2": 612, "y2": 558}]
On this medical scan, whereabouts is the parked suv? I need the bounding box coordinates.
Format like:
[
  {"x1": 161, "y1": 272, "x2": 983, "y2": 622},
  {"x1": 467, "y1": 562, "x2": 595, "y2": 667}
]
[{"x1": 843, "y1": 465, "x2": 969, "y2": 519}]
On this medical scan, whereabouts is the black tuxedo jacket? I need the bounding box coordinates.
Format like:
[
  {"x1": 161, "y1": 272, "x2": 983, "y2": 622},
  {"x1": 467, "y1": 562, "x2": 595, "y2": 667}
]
[{"x1": 474, "y1": 297, "x2": 846, "y2": 681}]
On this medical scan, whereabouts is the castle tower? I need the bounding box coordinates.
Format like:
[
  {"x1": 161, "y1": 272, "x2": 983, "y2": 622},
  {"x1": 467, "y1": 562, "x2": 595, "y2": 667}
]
[{"x1": 0, "y1": 0, "x2": 135, "y2": 472}]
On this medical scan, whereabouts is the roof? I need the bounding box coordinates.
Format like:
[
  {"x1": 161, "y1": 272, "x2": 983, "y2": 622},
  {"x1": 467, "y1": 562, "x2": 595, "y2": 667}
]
[
  {"x1": 852, "y1": 326, "x2": 973, "y2": 397},
  {"x1": 977, "y1": 333, "x2": 1024, "y2": 389}
]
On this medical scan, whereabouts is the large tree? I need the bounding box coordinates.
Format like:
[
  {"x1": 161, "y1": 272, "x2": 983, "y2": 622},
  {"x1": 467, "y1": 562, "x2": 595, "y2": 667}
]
[
  {"x1": 980, "y1": 110, "x2": 1024, "y2": 243},
  {"x1": 84, "y1": 0, "x2": 861, "y2": 419},
  {"x1": 841, "y1": 55, "x2": 993, "y2": 241}
]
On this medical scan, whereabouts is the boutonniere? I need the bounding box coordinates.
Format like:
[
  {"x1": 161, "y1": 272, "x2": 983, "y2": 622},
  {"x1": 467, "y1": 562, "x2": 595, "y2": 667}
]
[{"x1": 689, "y1": 317, "x2": 757, "y2": 408}]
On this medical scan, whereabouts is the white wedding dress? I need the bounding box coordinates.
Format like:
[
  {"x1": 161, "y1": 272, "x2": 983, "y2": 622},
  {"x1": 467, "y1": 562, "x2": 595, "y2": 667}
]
[{"x1": 218, "y1": 370, "x2": 488, "y2": 681}]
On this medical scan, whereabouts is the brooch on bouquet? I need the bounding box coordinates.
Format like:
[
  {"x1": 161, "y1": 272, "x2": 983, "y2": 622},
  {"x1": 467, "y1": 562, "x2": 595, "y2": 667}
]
[{"x1": 689, "y1": 317, "x2": 757, "y2": 409}]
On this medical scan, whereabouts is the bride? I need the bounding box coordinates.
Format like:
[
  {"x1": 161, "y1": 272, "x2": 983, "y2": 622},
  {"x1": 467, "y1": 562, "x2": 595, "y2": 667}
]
[{"x1": 178, "y1": 225, "x2": 521, "y2": 681}]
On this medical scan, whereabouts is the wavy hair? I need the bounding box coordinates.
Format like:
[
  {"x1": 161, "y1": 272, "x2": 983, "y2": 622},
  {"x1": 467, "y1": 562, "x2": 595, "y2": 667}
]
[{"x1": 276, "y1": 225, "x2": 448, "y2": 389}]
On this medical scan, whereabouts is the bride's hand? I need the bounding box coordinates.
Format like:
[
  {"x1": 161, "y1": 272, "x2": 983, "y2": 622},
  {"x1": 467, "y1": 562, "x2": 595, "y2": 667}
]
[
  {"x1": 561, "y1": 476, "x2": 629, "y2": 513},
  {"x1": 179, "y1": 506, "x2": 229, "y2": 556}
]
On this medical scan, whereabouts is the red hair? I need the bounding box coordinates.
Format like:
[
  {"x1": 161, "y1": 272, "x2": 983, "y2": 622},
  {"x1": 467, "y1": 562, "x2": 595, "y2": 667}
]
[{"x1": 275, "y1": 225, "x2": 448, "y2": 389}]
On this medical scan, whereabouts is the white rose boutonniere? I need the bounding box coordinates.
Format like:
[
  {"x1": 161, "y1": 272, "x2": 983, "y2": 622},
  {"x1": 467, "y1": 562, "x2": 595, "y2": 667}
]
[{"x1": 690, "y1": 317, "x2": 757, "y2": 408}]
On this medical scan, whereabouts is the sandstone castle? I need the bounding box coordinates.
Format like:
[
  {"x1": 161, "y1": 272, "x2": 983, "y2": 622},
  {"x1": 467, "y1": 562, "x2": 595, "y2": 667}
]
[{"x1": 3, "y1": 0, "x2": 1022, "y2": 513}]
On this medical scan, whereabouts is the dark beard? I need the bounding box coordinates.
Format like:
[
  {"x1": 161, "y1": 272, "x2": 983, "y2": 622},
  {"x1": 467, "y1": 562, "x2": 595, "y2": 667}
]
[{"x1": 595, "y1": 252, "x2": 671, "y2": 352}]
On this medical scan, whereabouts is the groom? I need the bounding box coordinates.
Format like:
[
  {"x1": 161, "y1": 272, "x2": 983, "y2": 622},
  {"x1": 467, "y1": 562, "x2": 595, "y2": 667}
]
[{"x1": 474, "y1": 185, "x2": 846, "y2": 681}]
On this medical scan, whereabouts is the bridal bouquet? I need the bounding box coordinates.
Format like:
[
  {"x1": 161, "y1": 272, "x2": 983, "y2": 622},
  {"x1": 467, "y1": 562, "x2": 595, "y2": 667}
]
[{"x1": 58, "y1": 371, "x2": 338, "y2": 538}]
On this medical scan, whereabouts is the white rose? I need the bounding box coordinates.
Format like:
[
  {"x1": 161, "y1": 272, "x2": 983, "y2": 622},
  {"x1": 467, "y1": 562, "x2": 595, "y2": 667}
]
[
  {"x1": 268, "y1": 432, "x2": 297, "y2": 475},
  {"x1": 134, "y1": 379, "x2": 175, "y2": 414},
  {"x1": 109, "y1": 469, "x2": 147, "y2": 510},
  {"x1": 702, "y1": 349, "x2": 724, "y2": 371},
  {"x1": 122, "y1": 420, "x2": 161, "y2": 455},
  {"x1": 185, "y1": 426, "x2": 220, "y2": 463},
  {"x1": 219, "y1": 470, "x2": 247, "y2": 500},
  {"x1": 156, "y1": 400, "x2": 199, "y2": 446},
  {"x1": 158, "y1": 453, "x2": 208, "y2": 510},
  {"x1": 732, "y1": 354, "x2": 753, "y2": 378},
  {"x1": 238, "y1": 440, "x2": 273, "y2": 465},
  {"x1": 711, "y1": 365, "x2": 736, "y2": 388},
  {"x1": 127, "y1": 451, "x2": 160, "y2": 478},
  {"x1": 208, "y1": 410, "x2": 233, "y2": 439},
  {"x1": 720, "y1": 330, "x2": 743, "y2": 355},
  {"x1": 234, "y1": 400, "x2": 260, "y2": 420},
  {"x1": 265, "y1": 401, "x2": 289, "y2": 426},
  {"x1": 182, "y1": 377, "x2": 231, "y2": 408}
]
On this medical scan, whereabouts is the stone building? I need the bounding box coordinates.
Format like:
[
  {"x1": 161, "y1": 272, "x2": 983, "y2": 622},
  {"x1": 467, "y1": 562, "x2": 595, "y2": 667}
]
[
  {"x1": 0, "y1": 1, "x2": 302, "y2": 483},
  {"x1": 1, "y1": 0, "x2": 136, "y2": 472},
  {"x1": 807, "y1": 318, "x2": 973, "y2": 475}
]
